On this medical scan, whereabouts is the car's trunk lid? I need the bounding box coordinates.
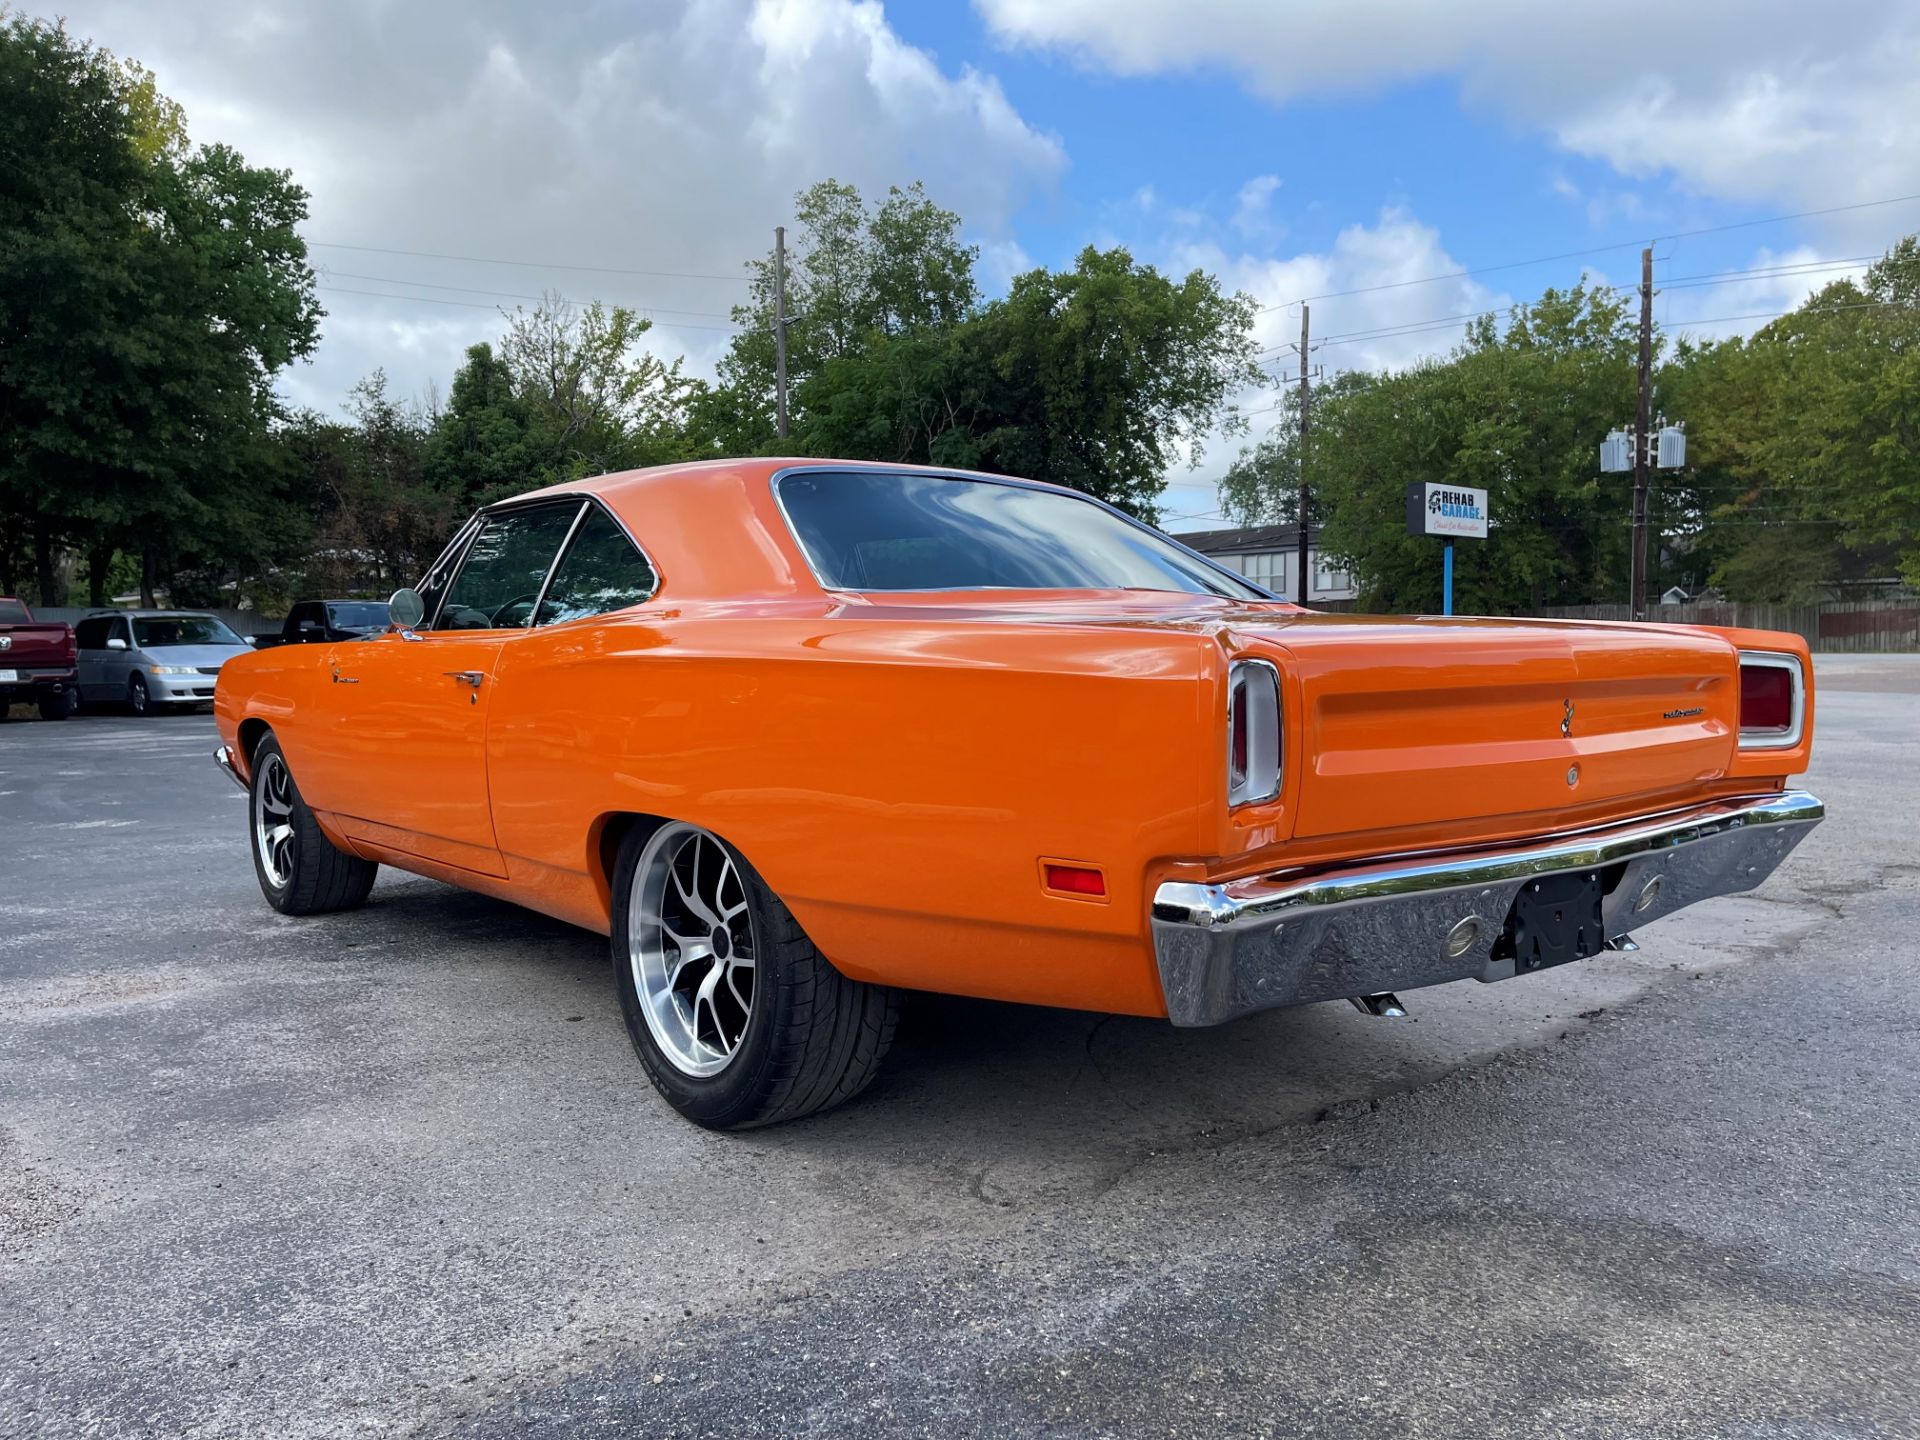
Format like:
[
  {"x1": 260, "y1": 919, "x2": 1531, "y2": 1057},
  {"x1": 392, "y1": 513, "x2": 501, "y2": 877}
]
[{"x1": 1249, "y1": 613, "x2": 1739, "y2": 838}]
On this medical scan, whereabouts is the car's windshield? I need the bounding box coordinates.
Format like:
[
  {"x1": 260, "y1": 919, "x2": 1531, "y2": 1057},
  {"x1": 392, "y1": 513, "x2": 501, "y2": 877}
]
[
  {"x1": 777, "y1": 471, "x2": 1265, "y2": 598},
  {"x1": 326, "y1": 602, "x2": 390, "y2": 630},
  {"x1": 133, "y1": 615, "x2": 244, "y2": 648}
]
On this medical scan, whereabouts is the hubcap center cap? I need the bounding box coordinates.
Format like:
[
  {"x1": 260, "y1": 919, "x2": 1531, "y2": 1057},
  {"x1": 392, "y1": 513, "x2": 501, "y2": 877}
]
[{"x1": 710, "y1": 926, "x2": 731, "y2": 960}]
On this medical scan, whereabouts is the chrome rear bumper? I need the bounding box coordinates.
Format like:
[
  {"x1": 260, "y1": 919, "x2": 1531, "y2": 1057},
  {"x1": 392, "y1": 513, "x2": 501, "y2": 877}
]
[
  {"x1": 1152, "y1": 790, "x2": 1824, "y2": 1027},
  {"x1": 214, "y1": 744, "x2": 248, "y2": 792}
]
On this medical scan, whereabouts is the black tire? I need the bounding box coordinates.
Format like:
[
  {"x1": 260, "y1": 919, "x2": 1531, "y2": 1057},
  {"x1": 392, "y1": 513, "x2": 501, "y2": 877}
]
[
  {"x1": 248, "y1": 733, "x2": 378, "y2": 916},
  {"x1": 127, "y1": 673, "x2": 152, "y2": 716},
  {"x1": 611, "y1": 821, "x2": 899, "y2": 1130},
  {"x1": 37, "y1": 687, "x2": 75, "y2": 722}
]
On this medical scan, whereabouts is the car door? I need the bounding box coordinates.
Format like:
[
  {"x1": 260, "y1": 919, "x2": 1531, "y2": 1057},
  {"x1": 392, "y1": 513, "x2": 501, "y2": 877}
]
[
  {"x1": 315, "y1": 501, "x2": 585, "y2": 878},
  {"x1": 73, "y1": 618, "x2": 111, "y2": 699},
  {"x1": 99, "y1": 616, "x2": 136, "y2": 697}
]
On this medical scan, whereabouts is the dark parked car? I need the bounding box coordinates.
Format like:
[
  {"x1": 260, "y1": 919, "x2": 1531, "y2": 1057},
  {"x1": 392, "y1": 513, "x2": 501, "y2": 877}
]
[
  {"x1": 253, "y1": 600, "x2": 391, "y2": 648},
  {"x1": 0, "y1": 597, "x2": 78, "y2": 720}
]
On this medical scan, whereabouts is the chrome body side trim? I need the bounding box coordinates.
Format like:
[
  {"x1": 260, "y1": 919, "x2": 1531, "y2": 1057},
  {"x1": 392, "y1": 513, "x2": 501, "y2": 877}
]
[{"x1": 1151, "y1": 790, "x2": 1825, "y2": 1027}]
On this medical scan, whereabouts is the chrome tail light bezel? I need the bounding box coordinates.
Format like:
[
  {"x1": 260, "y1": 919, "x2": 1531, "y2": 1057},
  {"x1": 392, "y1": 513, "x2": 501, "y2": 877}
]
[
  {"x1": 1227, "y1": 658, "x2": 1282, "y2": 807},
  {"x1": 1737, "y1": 650, "x2": 1806, "y2": 750}
]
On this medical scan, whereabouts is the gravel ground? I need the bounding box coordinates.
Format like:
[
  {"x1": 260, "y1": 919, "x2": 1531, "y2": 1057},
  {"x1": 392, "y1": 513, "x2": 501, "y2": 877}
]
[{"x1": 1, "y1": 655, "x2": 1915, "y2": 1438}]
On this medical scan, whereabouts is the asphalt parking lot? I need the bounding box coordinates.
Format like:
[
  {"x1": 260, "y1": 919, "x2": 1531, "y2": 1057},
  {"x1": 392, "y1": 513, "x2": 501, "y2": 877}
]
[{"x1": 3, "y1": 657, "x2": 1918, "y2": 1438}]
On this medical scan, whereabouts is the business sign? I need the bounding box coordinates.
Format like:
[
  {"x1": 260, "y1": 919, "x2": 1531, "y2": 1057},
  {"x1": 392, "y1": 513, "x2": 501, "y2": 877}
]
[{"x1": 1405, "y1": 482, "x2": 1489, "y2": 540}]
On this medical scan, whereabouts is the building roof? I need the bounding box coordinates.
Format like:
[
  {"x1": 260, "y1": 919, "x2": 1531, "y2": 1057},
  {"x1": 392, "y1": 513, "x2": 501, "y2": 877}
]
[{"x1": 1171, "y1": 523, "x2": 1321, "y2": 555}]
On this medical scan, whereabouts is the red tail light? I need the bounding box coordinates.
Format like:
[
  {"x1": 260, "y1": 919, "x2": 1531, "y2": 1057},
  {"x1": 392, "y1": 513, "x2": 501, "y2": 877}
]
[
  {"x1": 1227, "y1": 659, "x2": 1282, "y2": 806},
  {"x1": 1738, "y1": 652, "x2": 1803, "y2": 747}
]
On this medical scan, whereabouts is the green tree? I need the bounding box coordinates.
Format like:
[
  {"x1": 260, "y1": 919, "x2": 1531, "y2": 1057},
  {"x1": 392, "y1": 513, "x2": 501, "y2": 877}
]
[
  {"x1": 0, "y1": 15, "x2": 319, "y2": 605},
  {"x1": 796, "y1": 247, "x2": 1261, "y2": 518},
  {"x1": 426, "y1": 298, "x2": 702, "y2": 507},
  {"x1": 717, "y1": 179, "x2": 980, "y2": 445},
  {"x1": 1670, "y1": 240, "x2": 1920, "y2": 595},
  {"x1": 1224, "y1": 284, "x2": 1641, "y2": 612}
]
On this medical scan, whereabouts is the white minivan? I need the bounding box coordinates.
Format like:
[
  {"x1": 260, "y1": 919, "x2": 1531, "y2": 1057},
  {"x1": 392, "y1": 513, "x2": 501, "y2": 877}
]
[{"x1": 73, "y1": 611, "x2": 253, "y2": 715}]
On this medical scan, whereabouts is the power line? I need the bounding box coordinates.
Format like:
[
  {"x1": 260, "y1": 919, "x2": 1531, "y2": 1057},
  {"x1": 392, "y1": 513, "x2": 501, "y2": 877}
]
[
  {"x1": 1256, "y1": 189, "x2": 1920, "y2": 313},
  {"x1": 315, "y1": 285, "x2": 743, "y2": 332},
  {"x1": 318, "y1": 269, "x2": 742, "y2": 322},
  {"x1": 308, "y1": 239, "x2": 752, "y2": 284}
]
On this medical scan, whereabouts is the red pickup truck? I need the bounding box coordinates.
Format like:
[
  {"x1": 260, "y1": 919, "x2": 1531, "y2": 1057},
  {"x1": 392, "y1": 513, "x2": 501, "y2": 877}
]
[{"x1": 0, "y1": 598, "x2": 78, "y2": 720}]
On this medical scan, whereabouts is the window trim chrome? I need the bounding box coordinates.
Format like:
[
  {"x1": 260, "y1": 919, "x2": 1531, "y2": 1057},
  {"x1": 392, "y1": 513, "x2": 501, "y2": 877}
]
[
  {"x1": 424, "y1": 493, "x2": 662, "y2": 634},
  {"x1": 767, "y1": 464, "x2": 1274, "y2": 601},
  {"x1": 1737, "y1": 649, "x2": 1806, "y2": 750}
]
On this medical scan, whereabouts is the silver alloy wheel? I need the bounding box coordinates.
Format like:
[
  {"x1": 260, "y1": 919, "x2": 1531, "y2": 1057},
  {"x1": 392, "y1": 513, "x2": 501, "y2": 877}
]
[
  {"x1": 128, "y1": 674, "x2": 148, "y2": 715},
  {"x1": 254, "y1": 752, "x2": 296, "y2": 888},
  {"x1": 628, "y1": 822, "x2": 757, "y2": 1078}
]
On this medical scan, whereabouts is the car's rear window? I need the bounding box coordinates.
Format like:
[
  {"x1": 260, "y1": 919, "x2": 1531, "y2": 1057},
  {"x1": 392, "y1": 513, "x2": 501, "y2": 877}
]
[
  {"x1": 776, "y1": 471, "x2": 1262, "y2": 598},
  {"x1": 0, "y1": 599, "x2": 29, "y2": 624}
]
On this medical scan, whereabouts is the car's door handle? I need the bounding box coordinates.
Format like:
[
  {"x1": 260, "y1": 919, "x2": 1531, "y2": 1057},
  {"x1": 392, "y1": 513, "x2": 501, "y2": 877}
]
[{"x1": 444, "y1": 670, "x2": 485, "y2": 688}]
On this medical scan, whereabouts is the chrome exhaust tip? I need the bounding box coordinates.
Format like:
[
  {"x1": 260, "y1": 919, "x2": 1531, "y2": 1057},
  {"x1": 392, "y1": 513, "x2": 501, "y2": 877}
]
[
  {"x1": 1604, "y1": 935, "x2": 1640, "y2": 952},
  {"x1": 1349, "y1": 992, "x2": 1408, "y2": 1018}
]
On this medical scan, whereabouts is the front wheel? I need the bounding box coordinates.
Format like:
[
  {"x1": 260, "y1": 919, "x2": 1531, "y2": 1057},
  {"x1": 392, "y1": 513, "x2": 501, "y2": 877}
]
[
  {"x1": 248, "y1": 734, "x2": 378, "y2": 915},
  {"x1": 127, "y1": 674, "x2": 152, "y2": 716},
  {"x1": 611, "y1": 820, "x2": 898, "y2": 1129}
]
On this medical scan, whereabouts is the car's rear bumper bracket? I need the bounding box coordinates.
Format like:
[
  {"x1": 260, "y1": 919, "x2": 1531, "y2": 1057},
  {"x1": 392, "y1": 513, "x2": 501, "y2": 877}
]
[{"x1": 1151, "y1": 790, "x2": 1824, "y2": 1027}]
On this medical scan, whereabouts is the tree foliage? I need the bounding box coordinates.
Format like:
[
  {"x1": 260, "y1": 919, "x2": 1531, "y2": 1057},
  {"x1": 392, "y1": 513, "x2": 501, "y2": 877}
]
[
  {"x1": 1223, "y1": 253, "x2": 1920, "y2": 610},
  {"x1": 0, "y1": 14, "x2": 319, "y2": 604}
]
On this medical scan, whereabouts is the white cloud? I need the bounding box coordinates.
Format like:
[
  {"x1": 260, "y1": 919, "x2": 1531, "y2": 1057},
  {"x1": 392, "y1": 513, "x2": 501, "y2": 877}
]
[
  {"x1": 1231, "y1": 174, "x2": 1282, "y2": 238},
  {"x1": 58, "y1": 0, "x2": 1066, "y2": 413},
  {"x1": 1153, "y1": 206, "x2": 1512, "y2": 529},
  {"x1": 977, "y1": 0, "x2": 1920, "y2": 239}
]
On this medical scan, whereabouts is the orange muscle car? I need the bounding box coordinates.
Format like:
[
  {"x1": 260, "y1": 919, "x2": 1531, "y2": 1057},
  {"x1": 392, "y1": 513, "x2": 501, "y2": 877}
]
[{"x1": 214, "y1": 459, "x2": 1823, "y2": 1128}]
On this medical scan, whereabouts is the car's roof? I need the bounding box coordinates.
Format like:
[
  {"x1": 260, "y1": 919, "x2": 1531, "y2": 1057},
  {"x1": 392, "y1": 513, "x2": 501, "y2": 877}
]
[
  {"x1": 91, "y1": 609, "x2": 225, "y2": 619},
  {"x1": 501, "y1": 456, "x2": 1071, "y2": 512}
]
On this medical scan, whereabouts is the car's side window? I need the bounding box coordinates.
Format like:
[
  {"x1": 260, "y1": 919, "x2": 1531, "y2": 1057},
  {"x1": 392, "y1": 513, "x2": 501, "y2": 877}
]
[
  {"x1": 75, "y1": 618, "x2": 111, "y2": 650},
  {"x1": 436, "y1": 503, "x2": 581, "y2": 632},
  {"x1": 536, "y1": 506, "x2": 658, "y2": 626}
]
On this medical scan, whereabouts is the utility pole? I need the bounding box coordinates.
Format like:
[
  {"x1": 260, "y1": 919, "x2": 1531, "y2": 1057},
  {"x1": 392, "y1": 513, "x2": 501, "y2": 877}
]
[
  {"x1": 1296, "y1": 303, "x2": 1310, "y2": 605},
  {"x1": 773, "y1": 225, "x2": 789, "y2": 441},
  {"x1": 1630, "y1": 245, "x2": 1653, "y2": 620}
]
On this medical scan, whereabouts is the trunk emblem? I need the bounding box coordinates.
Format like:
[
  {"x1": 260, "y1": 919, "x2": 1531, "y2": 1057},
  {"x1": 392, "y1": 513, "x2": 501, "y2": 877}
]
[{"x1": 1561, "y1": 698, "x2": 1575, "y2": 737}]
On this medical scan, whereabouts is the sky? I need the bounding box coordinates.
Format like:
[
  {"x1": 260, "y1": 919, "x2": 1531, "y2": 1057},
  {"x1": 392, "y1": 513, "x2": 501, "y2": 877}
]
[{"x1": 45, "y1": 0, "x2": 1920, "y2": 530}]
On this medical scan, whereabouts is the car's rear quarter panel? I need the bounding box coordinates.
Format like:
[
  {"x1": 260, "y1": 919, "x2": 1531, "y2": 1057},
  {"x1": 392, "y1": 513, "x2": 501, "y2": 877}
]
[{"x1": 484, "y1": 610, "x2": 1216, "y2": 1015}]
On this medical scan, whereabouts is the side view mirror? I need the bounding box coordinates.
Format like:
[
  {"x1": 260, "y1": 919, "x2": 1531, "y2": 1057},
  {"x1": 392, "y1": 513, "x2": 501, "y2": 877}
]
[
  {"x1": 106, "y1": 637, "x2": 128, "y2": 651},
  {"x1": 387, "y1": 587, "x2": 427, "y2": 631}
]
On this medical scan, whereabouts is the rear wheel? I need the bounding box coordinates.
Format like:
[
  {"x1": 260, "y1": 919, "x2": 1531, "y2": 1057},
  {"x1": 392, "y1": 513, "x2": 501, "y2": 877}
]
[
  {"x1": 249, "y1": 734, "x2": 378, "y2": 915},
  {"x1": 611, "y1": 820, "x2": 898, "y2": 1129},
  {"x1": 37, "y1": 687, "x2": 75, "y2": 721}
]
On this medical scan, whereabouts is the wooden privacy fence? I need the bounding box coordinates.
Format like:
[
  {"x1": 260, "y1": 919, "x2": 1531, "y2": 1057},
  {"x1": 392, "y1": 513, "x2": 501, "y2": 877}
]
[{"x1": 1537, "y1": 600, "x2": 1920, "y2": 652}]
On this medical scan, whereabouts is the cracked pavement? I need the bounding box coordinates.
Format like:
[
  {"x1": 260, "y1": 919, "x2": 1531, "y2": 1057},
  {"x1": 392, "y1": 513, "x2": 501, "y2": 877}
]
[{"x1": 2, "y1": 655, "x2": 1916, "y2": 1437}]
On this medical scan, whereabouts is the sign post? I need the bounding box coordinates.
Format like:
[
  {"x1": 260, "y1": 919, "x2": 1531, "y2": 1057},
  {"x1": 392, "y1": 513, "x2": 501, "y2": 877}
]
[{"x1": 1406, "y1": 483, "x2": 1489, "y2": 616}]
